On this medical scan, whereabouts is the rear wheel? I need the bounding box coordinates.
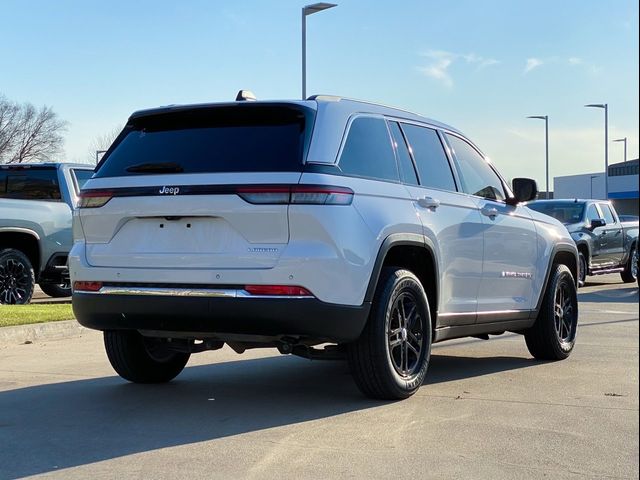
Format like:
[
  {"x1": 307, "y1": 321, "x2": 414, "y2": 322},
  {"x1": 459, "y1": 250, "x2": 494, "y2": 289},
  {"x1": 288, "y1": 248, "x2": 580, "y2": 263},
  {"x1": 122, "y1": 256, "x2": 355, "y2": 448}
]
[
  {"x1": 347, "y1": 268, "x2": 432, "y2": 400},
  {"x1": 39, "y1": 282, "x2": 72, "y2": 298},
  {"x1": 0, "y1": 248, "x2": 35, "y2": 305},
  {"x1": 104, "y1": 330, "x2": 190, "y2": 383},
  {"x1": 620, "y1": 245, "x2": 638, "y2": 283},
  {"x1": 525, "y1": 264, "x2": 578, "y2": 360}
]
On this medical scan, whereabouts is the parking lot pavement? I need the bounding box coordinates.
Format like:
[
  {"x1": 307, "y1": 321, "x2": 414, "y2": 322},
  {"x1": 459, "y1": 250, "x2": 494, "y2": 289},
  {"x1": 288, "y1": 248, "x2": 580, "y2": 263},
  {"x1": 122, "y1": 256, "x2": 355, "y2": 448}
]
[
  {"x1": 0, "y1": 275, "x2": 637, "y2": 480},
  {"x1": 30, "y1": 286, "x2": 70, "y2": 305}
]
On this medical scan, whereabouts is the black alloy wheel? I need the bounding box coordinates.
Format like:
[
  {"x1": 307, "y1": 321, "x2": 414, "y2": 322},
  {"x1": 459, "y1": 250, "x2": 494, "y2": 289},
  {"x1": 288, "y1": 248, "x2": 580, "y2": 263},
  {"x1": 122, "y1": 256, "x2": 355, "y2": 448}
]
[
  {"x1": 0, "y1": 249, "x2": 35, "y2": 305},
  {"x1": 387, "y1": 292, "x2": 425, "y2": 377}
]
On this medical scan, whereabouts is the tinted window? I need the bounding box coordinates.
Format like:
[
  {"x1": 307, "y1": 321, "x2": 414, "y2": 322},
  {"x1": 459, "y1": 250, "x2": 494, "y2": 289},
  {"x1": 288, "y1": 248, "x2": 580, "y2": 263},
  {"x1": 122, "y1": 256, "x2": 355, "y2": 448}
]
[
  {"x1": 95, "y1": 106, "x2": 314, "y2": 178},
  {"x1": 527, "y1": 202, "x2": 585, "y2": 224},
  {"x1": 0, "y1": 169, "x2": 61, "y2": 200},
  {"x1": 586, "y1": 204, "x2": 601, "y2": 223},
  {"x1": 0, "y1": 172, "x2": 6, "y2": 194},
  {"x1": 402, "y1": 124, "x2": 456, "y2": 191},
  {"x1": 339, "y1": 117, "x2": 399, "y2": 182},
  {"x1": 72, "y1": 169, "x2": 93, "y2": 191},
  {"x1": 599, "y1": 204, "x2": 616, "y2": 224},
  {"x1": 446, "y1": 134, "x2": 505, "y2": 201},
  {"x1": 388, "y1": 121, "x2": 418, "y2": 185}
]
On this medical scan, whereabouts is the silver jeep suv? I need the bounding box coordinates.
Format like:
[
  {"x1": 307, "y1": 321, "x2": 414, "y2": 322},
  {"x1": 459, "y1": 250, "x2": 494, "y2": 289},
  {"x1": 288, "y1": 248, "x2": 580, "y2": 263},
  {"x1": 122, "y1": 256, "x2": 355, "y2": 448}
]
[{"x1": 70, "y1": 95, "x2": 579, "y2": 399}]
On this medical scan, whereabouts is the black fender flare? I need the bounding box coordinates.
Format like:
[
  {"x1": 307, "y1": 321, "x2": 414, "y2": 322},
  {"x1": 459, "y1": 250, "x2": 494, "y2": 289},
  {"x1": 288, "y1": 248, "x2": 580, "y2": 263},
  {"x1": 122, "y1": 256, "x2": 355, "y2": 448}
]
[
  {"x1": 533, "y1": 243, "x2": 579, "y2": 314},
  {"x1": 363, "y1": 233, "x2": 439, "y2": 308}
]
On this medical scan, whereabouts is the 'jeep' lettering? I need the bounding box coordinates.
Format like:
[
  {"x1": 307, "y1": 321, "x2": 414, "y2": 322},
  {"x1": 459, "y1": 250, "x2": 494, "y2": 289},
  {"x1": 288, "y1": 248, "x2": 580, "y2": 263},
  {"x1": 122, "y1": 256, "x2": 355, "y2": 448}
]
[{"x1": 159, "y1": 186, "x2": 180, "y2": 195}]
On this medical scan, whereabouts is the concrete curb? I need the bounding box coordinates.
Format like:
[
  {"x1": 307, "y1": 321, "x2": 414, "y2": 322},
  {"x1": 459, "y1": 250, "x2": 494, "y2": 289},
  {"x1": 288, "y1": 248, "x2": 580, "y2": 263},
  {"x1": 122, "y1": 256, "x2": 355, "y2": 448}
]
[{"x1": 0, "y1": 320, "x2": 87, "y2": 347}]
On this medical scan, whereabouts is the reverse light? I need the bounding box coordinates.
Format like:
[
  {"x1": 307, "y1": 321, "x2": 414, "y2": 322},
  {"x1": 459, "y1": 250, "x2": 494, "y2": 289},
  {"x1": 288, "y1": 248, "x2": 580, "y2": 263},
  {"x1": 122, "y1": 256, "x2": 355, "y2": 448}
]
[
  {"x1": 244, "y1": 285, "x2": 313, "y2": 297},
  {"x1": 73, "y1": 281, "x2": 103, "y2": 292},
  {"x1": 237, "y1": 185, "x2": 353, "y2": 205},
  {"x1": 78, "y1": 190, "x2": 113, "y2": 208}
]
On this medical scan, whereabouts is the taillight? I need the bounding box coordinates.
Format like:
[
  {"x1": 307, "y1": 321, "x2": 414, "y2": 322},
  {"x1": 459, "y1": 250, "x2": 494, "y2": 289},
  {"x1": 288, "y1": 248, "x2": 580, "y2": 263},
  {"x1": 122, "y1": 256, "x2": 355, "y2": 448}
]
[
  {"x1": 244, "y1": 285, "x2": 313, "y2": 296},
  {"x1": 73, "y1": 281, "x2": 103, "y2": 292},
  {"x1": 237, "y1": 185, "x2": 353, "y2": 205},
  {"x1": 78, "y1": 190, "x2": 113, "y2": 208}
]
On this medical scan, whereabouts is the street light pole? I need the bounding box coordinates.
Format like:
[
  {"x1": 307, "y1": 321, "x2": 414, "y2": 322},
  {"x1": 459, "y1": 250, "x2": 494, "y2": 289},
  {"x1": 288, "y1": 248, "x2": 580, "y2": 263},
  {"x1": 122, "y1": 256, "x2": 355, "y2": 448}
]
[
  {"x1": 302, "y1": 3, "x2": 337, "y2": 100},
  {"x1": 585, "y1": 103, "x2": 609, "y2": 199},
  {"x1": 613, "y1": 137, "x2": 627, "y2": 163},
  {"x1": 527, "y1": 115, "x2": 549, "y2": 198}
]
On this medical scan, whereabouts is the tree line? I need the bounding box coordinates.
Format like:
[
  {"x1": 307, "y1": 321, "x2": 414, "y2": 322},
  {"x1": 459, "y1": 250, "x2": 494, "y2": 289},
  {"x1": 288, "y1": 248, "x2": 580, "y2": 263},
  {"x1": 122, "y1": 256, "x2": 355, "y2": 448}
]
[{"x1": 0, "y1": 94, "x2": 67, "y2": 164}]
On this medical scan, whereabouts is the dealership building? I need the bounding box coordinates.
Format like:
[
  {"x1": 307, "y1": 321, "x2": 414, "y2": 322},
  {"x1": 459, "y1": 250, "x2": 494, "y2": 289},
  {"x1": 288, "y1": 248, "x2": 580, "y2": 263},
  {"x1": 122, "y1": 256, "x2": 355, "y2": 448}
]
[{"x1": 553, "y1": 158, "x2": 639, "y2": 216}]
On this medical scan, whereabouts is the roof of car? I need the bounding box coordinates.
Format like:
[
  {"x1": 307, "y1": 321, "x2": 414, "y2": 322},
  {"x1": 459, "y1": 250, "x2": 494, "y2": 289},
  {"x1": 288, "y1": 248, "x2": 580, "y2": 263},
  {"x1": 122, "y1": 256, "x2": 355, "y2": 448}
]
[{"x1": 128, "y1": 95, "x2": 462, "y2": 134}]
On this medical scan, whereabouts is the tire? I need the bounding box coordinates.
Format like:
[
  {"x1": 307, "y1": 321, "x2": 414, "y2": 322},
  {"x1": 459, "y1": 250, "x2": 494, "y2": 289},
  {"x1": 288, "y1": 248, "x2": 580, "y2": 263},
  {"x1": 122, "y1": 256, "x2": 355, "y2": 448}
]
[
  {"x1": 104, "y1": 330, "x2": 190, "y2": 383},
  {"x1": 577, "y1": 252, "x2": 587, "y2": 288},
  {"x1": 347, "y1": 267, "x2": 432, "y2": 400},
  {"x1": 0, "y1": 248, "x2": 35, "y2": 305},
  {"x1": 525, "y1": 264, "x2": 578, "y2": 360},
  {"x1": 620, "y1": 245, "x2": 638, "y2": 284},
  {"x1": 39, "y1": 282, "x2": 72, "y2": 298}
]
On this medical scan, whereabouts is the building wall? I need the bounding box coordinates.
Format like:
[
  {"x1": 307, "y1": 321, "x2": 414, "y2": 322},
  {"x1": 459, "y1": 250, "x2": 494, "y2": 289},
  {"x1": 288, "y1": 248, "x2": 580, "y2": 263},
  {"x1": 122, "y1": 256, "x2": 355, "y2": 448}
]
[{"x1": 554, "y1": 173, "x2": 605, "y2": 200}]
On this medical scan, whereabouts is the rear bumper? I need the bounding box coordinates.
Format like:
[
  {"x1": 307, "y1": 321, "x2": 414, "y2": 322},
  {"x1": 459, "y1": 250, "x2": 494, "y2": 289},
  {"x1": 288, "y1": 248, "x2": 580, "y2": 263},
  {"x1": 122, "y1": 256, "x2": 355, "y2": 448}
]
[{"x1": 72, "y1": 292, "x2": 370, "y2": 343}]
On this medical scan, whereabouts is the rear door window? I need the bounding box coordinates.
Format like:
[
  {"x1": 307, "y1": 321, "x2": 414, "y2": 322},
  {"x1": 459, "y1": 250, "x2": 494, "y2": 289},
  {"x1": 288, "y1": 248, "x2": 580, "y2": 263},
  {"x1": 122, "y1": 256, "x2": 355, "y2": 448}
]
[
  {"x1": 599, "y1": 204, "x2": 616, "y2": 224},
  {"x1": 0, "y1": 169, "x2": 61, "y2": 200},
  {"x1": 95, "y1": 105, "x2": 314, "y2": 178},
  {"x1": 338, "y1": 116, "x2": 399, "y2": 182},
  {"x1": 446, "y1": 134, "x2": 505, "y2": 201},
  {"x1": 71, "y1": 169, "x2": 93, "y2": 192},
  {"x1": 401, "y1": 124, "x2": 457, "y2": 192},
  {"x1": 388, "y1": 121, "x2": 418, "y2": 185}
]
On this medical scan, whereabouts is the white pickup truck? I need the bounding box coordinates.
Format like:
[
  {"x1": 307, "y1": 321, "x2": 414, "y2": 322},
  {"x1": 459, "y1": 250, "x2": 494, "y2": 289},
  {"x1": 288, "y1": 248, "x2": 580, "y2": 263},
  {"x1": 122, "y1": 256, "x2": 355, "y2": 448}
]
[{"x1": 0, "y1": 162, "x2": 93, "y2": 304}]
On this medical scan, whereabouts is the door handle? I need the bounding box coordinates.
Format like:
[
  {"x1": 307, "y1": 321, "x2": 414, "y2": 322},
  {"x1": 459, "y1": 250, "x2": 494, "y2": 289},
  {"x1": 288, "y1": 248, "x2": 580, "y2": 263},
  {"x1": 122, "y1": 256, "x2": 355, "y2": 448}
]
[
  {"x1": 417, "y1": 196, "x2": 440, "y2": 209},
  {"x1": 481, "y1": 206, "x2": 499, "y2": 218}
]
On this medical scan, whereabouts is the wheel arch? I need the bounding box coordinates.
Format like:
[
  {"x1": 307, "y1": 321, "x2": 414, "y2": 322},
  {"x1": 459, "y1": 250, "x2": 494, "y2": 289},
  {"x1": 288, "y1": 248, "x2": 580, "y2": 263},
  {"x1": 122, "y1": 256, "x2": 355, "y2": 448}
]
[
  {"x1": 0, "y1": 229, "x2": 42, "y2": 278},
  {"x1": 534, "y1": 245, "x2": 578, "y2": 313},
  {"x1": 364, "y1": 234, "x2": 439, "y2": 331}
]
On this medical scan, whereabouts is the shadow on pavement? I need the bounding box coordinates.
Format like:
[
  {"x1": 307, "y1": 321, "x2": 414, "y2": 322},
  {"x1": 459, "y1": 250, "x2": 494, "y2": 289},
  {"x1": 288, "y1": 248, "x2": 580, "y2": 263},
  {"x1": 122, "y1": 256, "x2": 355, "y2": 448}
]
[
  {"x1": 579, "y1": 284, "x2": 639, "y2": 304},
  {"x1": 0, "y1": 352, "x2": 535, "y2": 478}
]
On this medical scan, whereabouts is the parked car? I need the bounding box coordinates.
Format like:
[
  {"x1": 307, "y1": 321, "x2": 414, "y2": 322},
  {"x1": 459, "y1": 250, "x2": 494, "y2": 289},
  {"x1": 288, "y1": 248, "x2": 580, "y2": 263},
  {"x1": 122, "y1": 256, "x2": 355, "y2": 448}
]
[
  {"x1": 70, "y1": 95, "x2": 579, "y2": 400},
  {"x1": 527, "y1": 199, "x2": 639, "y2": 286},
  {"x1": 0, "y1": 163, "x2": 93, "y2": 304}
]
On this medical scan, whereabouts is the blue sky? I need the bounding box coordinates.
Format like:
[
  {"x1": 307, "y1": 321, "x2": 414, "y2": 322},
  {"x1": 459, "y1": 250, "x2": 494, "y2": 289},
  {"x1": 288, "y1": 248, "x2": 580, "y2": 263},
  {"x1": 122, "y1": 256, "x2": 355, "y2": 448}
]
[{"x1": 2, "y1": 0, "x2": 638, "y2": 188}]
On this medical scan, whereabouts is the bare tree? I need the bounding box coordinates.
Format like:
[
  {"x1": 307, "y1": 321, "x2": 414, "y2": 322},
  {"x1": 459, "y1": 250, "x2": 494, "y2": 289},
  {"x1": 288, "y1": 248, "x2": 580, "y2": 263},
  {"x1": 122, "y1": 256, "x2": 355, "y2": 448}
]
[
  {"x1": 0, "y1": 96, "x2": 21, "y2": 162},
  {"x1": 87, "y1": 126, "x2": 122, "y2": 164},
  {"x1": 0, "y1": 94, "x2": 68, "y2": 164}
]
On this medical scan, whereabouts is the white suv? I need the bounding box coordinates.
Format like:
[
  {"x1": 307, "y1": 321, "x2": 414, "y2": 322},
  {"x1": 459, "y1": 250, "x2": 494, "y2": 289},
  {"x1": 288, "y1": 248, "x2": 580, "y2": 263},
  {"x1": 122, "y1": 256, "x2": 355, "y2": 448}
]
[{"x1": 70, "y1": 95, "x2": 579, "y2": 399}]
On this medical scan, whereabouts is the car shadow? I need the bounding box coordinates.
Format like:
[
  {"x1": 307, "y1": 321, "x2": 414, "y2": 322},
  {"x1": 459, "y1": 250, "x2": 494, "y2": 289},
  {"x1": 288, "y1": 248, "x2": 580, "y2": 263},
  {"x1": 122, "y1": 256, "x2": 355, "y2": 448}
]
[
  {"x1": 579, "y1": 284, "x2": 639, "y2": 304},
  {"x1": 0, "y1": 352, "x2": 536, "y2": 478}
]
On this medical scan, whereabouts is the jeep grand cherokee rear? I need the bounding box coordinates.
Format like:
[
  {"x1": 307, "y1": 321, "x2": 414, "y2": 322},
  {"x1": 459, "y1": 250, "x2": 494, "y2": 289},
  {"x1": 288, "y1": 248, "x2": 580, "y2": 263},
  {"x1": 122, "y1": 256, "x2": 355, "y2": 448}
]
[{"x1": 71, "y1": 96, "x2": 579, "y2": 399}]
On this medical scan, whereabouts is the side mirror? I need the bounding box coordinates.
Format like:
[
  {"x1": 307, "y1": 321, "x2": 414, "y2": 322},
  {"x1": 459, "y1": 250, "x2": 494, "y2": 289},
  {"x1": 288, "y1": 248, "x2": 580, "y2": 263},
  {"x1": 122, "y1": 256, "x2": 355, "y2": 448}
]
[
  {"x1": 590, "y1": 218, "x2": 606, "y2": 229},
  {"x1": 511, "y1": 178, "x2": 538, "y2": 203}
]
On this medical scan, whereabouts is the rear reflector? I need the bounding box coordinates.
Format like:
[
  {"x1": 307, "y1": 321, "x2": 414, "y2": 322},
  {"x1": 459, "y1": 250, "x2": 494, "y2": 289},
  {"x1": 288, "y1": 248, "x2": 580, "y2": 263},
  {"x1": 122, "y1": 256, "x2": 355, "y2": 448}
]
[
  {"x1": 237, "y1": 185, "x2": 353, "y2": 205},
  {"x1": 244, "y1": 285, "x2": 313, "y2": 296},
  {"x1": 78, "y1": 190, "x2": 113, "y2": 208},
  {"x1": 73, "y1": 281, "x2": 103, "y2": 292}
]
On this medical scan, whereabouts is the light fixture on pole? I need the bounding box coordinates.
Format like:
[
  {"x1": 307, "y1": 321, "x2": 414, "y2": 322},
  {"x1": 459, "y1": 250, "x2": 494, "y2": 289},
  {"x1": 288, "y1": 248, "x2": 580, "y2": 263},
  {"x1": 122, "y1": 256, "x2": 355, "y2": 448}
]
[
  {"x1": 584, "y1": 103, "x2": 609, "y2": 199},
  {"x1": 612, "y1": 137, "x2": 627, "y2": 163},
  {"x1": 527, "y1": 115, "x2": 550, "y2": 198},
  {"x1": 302, "y1": 3, "x2": 337, "y2": 100}
]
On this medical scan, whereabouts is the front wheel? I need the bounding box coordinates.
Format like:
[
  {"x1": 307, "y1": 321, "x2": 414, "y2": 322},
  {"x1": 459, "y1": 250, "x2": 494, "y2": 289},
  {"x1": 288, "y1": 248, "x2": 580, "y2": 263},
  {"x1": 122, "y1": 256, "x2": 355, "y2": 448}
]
[
  {"x1": 104, "y1": 330, "x2": 190, "y2": 383},
  {"x1": 347, "y1": 268, "x2": 432, "y2": 400},
  {"x1": 620, "y1": 246, "x2": 638, "y2": 284},
  {"x1": 525, "y1": 264, "x2": 578, "y2": 360}
]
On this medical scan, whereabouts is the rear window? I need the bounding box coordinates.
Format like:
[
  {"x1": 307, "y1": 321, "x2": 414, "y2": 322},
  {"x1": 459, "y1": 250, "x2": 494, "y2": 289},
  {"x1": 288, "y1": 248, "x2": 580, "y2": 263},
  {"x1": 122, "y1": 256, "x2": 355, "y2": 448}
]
[
  {"x1": 94, "y1": 105, "x2": 315, "y2": 178},
  {"x1": 528, "y1": 202, "x2": 585, "y2": 224},
  {"x1": 71, "y1": 169, "x2": 93, "y2": 191},
  {"x1": 0, "y1": 168, "x2": 62, "y2": 201}
]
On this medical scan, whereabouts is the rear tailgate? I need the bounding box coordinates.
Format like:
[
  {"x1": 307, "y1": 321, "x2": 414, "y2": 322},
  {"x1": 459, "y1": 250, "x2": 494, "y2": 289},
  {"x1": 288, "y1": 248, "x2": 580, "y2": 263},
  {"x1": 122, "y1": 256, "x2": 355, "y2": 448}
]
[{"x1": 78, "y1": 103, "x2": 314, "y2": 270}]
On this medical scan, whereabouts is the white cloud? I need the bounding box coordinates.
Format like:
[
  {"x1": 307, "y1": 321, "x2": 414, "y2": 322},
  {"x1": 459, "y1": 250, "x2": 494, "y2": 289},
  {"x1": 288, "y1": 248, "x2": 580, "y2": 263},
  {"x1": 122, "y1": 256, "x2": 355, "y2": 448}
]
[
  {"x1": 418, "y1": 50, "x2": 500, "y2": 87},
  {"x1": 568, "y1": 57, "x2": 583, "y2": 65},
  {"x1": 524, "y1": 58, "x2": 543, "y2": 74}
]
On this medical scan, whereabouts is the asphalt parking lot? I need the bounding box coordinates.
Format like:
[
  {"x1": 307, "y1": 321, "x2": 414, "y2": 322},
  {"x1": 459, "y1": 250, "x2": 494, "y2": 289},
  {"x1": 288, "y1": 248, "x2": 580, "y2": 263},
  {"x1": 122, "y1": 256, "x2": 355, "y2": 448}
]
[{"x1": 0, "y1": 274, "x2": 637, "y2": 480}]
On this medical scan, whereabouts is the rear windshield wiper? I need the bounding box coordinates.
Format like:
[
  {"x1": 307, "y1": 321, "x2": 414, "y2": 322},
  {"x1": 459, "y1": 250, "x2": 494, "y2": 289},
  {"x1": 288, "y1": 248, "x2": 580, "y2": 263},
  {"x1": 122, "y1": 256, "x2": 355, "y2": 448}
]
[{"x1": 125, "y1": 162, "x2": 184, "y2": 173}]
